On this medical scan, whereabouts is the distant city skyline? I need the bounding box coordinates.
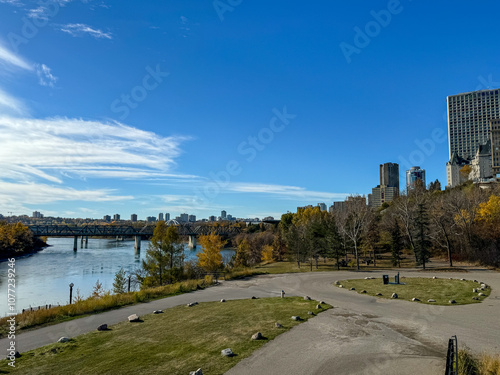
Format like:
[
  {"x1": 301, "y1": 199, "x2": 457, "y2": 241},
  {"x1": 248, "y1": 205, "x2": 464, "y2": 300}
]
[{"x1": 1, "y1": 1, "x2": 500, "y2": 218}]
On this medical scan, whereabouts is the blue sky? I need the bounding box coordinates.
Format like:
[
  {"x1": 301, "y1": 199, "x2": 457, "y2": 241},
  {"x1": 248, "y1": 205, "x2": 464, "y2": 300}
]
[{"x1": 0, "y1": 0, "x2": 499, "y2": 220}]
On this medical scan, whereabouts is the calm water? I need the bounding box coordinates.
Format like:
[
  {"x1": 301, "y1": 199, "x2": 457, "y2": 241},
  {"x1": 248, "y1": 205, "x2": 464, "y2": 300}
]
[{"x1": 0, "y1": 238, "x2": 235, "y2": 316}]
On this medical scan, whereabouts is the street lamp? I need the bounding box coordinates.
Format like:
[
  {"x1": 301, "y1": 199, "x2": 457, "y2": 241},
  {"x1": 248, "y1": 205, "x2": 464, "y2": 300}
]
[{"x1": 69, "y1": 283, "x2": 74, "y2": 304}]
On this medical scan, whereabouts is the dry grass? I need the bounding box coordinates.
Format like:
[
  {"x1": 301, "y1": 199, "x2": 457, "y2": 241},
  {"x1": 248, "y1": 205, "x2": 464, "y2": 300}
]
[
  {"x1": 0, "y1": 278, "x2": 208, "y2": 339},
  {"x1": 458, "y1": 348, "x2": 500, "y2": 375}
]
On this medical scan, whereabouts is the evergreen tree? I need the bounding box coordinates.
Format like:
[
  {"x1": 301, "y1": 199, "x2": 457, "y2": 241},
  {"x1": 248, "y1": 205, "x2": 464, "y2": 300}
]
[
  {"x1": 140, "y1": 223, "x2": 183, "y2": 287},
  {"x1": 113, "y1": 268, "x2": 127, "y2": 294},
  {"x1": 390, "y1": 219, "x2": 403, "y2": 267},
  {"x1": 414, "y1": 203, "x2": 431, "y2": 269}
]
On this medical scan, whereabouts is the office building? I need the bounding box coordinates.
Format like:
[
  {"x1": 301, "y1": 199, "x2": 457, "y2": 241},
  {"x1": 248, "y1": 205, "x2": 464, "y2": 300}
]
[
  {"x1": 32, "y1": 211, "x2": 43, "y2": 218},
  {"x1": 221, "y1": 210, "x2": 227, "y2": 220},
  {"x1": 209, "y1": 215, "x2": 216, "y2": 222},
  {"x1": 165, "y1": 213, "x2": 170, "y2": 221},
  {"x1": 103, "y1": 215, "x2": 111, "y2": 222},
  {"x1": 317, "y1": 203, "x2": 327, "y2": 211},
  {"x1": 131, "y1": 214, "x2": 138, "y2": 222},
  {"x1": 147, "y1": 216, "x2": 156, "y2": 222},
  {"x1": 447, "y1": 89, "x2": 500, "y2": 160},
  {"x1": 180, "y1": 213, "x2": 189, "y2": 222},
  {"x1": 491, "y1": 119, "x2": 500, "y2": 176},
  {"x1": 113, "y1": 214, "x2": 121, "y2": 221},
  {"x1": 406, "y1": 166, "x2": 426, "y2": 190},
  {"x1": 188, "y1": 214, "x2": 196, "y2": 222},
  {"x1": 369, "y1": 163, "x2": 399, "y2": 208},
  {"x1": 379, "y1": 162, "x2": 399, "y2": 188},
  {"x1": 158, "y1": 213, "x2": 164, "y2": 221}
]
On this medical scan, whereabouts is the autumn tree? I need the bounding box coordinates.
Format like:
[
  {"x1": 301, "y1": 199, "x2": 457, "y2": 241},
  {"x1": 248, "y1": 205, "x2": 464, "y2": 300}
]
[{"x1": 197, "y1": 233, "x2": 226, "y2": 276}]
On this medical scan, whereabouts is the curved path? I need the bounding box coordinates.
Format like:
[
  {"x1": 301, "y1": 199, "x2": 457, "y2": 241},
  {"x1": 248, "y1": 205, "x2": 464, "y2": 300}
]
[{"x1": 2, "y1": 267, "x2": 499, "y2": 374}]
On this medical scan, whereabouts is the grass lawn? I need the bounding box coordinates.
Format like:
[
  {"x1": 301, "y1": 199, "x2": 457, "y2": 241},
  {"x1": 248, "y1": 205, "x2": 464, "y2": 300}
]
[
  {"x1": 338, "y1": 277, "x2": 491, "y2": 305},
  {"x1": 0, "y1": 297, "x2": 331, "y2": 375}
]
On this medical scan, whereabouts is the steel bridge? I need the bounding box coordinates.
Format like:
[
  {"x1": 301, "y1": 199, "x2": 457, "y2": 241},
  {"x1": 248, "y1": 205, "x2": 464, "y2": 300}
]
[{"x1": 28, "y1": 224, "x2": 241, "y2": 251}]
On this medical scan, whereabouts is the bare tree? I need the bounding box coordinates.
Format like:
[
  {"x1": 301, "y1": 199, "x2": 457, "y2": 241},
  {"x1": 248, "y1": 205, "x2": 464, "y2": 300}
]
[{"x1": 336, "y1": 195, "x2": 371, "y2": 270}]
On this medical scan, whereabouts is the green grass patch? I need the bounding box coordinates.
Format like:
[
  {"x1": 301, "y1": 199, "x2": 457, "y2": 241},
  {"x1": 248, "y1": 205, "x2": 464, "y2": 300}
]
[
  {"x1": 0, "y1": 278, "x2": 211, "y2": 339},
  {"x1": 0, "y1": 297, "x2": 331, "y2": 375},
  {"x1": 338, "y1": 277, "x2": 491, "y2": 305}
]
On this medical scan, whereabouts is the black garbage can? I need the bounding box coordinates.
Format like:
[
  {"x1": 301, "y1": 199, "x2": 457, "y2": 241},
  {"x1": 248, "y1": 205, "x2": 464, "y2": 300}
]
[{"x1": 383, "y1": 275, "x2": 389, "y2": 285}]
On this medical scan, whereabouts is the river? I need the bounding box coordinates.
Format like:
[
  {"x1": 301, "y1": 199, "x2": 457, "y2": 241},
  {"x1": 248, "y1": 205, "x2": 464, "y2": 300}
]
[{"x1": 0, "y1": 237, "x2": 235, "y2": 317}]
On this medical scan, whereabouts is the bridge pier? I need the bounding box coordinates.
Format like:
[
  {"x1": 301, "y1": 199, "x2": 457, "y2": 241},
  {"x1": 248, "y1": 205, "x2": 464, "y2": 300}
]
[
  {"x1": 85, "y1": 236, "x2": 88, "y2": 247},
  {"x1": 188, "y1": 235, "x2": 197, "y2": 249},
  {"x1": 73, "y1": 236, "x2": 78, "y2": 251},
  {"x1": 134, "y1": 236, "x2": 141, "y2": 251}
]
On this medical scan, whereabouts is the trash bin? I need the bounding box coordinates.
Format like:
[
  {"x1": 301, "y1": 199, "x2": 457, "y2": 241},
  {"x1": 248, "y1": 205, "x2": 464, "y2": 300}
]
[{"x1": 383, "y1": 275, "x2": 389, "y2": 285}]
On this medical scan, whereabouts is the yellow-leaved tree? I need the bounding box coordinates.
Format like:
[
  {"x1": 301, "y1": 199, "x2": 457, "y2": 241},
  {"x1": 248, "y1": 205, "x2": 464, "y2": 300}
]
[
  {"x1": 197, "y1": 233, "x2": 226, "y2": 278},
  {"x1": 261, "y1": 244, "x2": 274, "y2": 263}
]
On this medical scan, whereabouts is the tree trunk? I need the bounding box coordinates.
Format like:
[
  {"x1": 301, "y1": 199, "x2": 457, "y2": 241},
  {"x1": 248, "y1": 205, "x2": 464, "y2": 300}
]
[{"x1": 355, "y1": 242, "x2": 360, "y2": 270}]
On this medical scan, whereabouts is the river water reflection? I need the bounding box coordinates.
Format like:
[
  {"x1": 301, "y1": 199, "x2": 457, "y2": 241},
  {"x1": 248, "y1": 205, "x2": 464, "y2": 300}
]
[{"x1": 0, "y1": 237, "x2": 235, "y2": 316}]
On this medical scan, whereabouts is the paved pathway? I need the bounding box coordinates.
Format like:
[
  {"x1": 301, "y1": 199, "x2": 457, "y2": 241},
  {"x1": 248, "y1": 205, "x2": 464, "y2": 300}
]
[{"x1": 2, "y1": 266, "x2": 499, "y2": 374}]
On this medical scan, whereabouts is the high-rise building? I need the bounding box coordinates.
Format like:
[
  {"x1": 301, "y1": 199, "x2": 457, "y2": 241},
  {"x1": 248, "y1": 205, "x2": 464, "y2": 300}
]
[
  {"x1": 180, "y1": 213, "x2": 189, "y2": 222},
  {"x1": 369, "y1": 163, "x2": 399, "y2": 208},
  {"x1": 32, "y1": 211, "x2": 43, "y2": 218},
  {"x1": 113, "y1": 214, "x2": 121, "y2": 221},
  {"x1": 103, "y1": 215, "x2": 111, "y2": 222},
  {"x1": 379, "y1": 163, "x2": 399, "y2": 188},
  {"x1": 406, "y1": 166, "x2": 426, "y2": 190},
  {"x1": 165, "y1": 213, "x2": 170, "y2": 221},
  {"x1": 131, "y1": 214, "x2": 138, "y2": 222},
  {"x1": 317, "y1": 203, "x2": 327, "y2": 211},
  {"x1": 491, "y1": 119, "x2": 500, "y2": 176},
  {"x1": 221, "y1": 210, "x2": 227, "y2": 219},
  {"x1": 147, "y1": 216, "x2": 156, "y2": 222},
  {"x1": 447, "y1": 89, "x2": 500, "y2": 161},
  {"x1": 209, "y1": 215, "x2": 216, "y2": 222},
  {"x1": 188, "y1": 214, "x2": 196, "y2": 222},
  {"x1": 158, "y1": 213, "x2": 164, "y2": 221}
]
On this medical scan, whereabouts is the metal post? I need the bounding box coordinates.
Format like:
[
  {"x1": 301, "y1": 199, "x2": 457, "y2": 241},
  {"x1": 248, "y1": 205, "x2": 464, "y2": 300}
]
[
  {"x1": 69, "y1": 283, "x2": 74, "y2": 304},
  {"x1": 128, "y1": 275, "x2": 131, "y2": 293}
]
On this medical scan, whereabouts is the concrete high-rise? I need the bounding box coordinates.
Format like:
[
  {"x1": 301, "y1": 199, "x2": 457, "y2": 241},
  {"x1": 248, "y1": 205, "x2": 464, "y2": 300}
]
[
  {"x1": 165, "y1": 213, "x2": 170, "y2": 221},
  {"x1": 131, "y1": 214, "x2": 137, "y2": 222},
  {"x1": 368, "y1": 163, "x2": 399, "y2": 208},
  {"x1": 379, "y1": 163, "x2": 399, "y2": 188},
  {"x1": 447, "y1": 89, "x2": 500, "y2": 161}
]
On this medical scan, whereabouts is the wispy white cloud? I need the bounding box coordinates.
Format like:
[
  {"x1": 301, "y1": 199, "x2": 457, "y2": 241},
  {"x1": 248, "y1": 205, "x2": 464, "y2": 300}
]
[
  {"x1": 0, "y1": 87, "x2": 27, "y2": 114},
  {"x1": 0, "y1": 42, "x2": 32, "y2": 71},
  {"x1": 226, "y1": 182, "x2": 348, "y2": 201},
  {"x1": 0, "y1": 0, "x2": 23, "y2": 6},
  {"x1": 60, "y1": 23, "x2": 112, "y2": 39},
  {"x1": 0, "y1": 116, "x2": 191, "y2": 183},
  {"x1": 35, "y1": 63, "x2": 57, "y2": 87}
]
